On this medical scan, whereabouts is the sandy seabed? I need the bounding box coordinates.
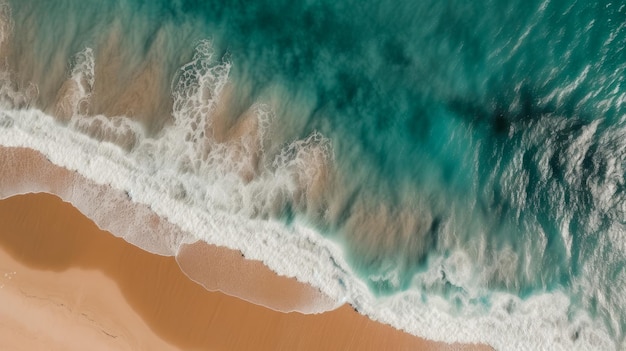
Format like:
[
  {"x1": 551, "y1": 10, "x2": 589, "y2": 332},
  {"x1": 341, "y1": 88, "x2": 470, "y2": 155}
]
[{"x1": 0, "y1": 177, "x2": 490, "y2": 350}]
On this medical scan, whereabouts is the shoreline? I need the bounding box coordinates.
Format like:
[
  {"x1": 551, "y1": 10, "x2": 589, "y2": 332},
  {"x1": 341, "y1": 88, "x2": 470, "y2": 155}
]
[{"x1": 0, "y1": 192, "x2": 489, "y2": 350}]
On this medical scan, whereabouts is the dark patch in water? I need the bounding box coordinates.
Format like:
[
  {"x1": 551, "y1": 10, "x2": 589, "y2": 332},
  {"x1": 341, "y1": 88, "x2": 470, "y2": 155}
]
[{"x1": 492, "y1": 109, "x2": 510, "y2": 134}]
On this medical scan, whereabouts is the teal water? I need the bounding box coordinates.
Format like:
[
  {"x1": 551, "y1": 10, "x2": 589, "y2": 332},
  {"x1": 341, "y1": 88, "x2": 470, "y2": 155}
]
[
  {"x1": 4, "y1": 0, "x2": 626, "y2": 347},
  {"x1": 184, "y1": 0, "x2": 626, "y2": 339}
]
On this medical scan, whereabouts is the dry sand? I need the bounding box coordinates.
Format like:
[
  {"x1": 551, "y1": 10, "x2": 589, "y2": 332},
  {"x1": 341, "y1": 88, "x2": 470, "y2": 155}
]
[
  {"x1": 0, "y1": 247, "x2": 179, "y2": 351},
  {"x1": 0, "y1": 193, "x2": 491, "y2": 350}
]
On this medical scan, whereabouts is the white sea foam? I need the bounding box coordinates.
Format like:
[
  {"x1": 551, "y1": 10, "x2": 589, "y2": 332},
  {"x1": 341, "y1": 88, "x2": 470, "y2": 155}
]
[
  {"x1": 63, "y1": 47, "x2": 95, "y2": 116},
  {"x1": 0, "y1": 19, "x2": 619, "y2": 351}
]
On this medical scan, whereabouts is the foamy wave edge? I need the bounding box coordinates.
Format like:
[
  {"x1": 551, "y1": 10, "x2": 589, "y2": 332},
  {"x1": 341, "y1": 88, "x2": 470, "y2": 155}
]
[
  {"x1": 0, "y1": 21, "x2": 617, "y2": 351},
  {"x1": 2, "y1": 80, "x2": 620, "y2": 351}
]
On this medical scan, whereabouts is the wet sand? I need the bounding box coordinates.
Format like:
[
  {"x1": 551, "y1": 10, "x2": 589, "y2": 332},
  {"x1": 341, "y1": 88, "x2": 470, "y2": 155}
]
[
  {"x1": 0, "y1": 192, "x2": 491, "y2": 350},
  {"x1": 176, "y1": 241, "x2": 339, "y2": 314}
]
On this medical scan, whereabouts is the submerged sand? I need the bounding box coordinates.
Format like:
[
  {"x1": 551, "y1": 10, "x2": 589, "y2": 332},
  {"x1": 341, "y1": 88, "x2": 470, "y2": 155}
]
[{"x1": 0, "y1": 193, "x2": 491, "y2": 350}]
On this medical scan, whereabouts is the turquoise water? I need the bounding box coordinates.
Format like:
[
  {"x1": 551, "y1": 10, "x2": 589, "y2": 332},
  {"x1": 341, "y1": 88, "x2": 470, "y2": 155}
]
[{"x1": 3, "y1": 0, "x2": 626, "y2": 347}]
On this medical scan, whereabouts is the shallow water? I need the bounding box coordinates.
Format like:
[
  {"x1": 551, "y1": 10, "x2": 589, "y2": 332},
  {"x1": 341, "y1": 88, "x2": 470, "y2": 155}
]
[{"x1": 0, "y1": 0, "x2": 625, "y2": 349}]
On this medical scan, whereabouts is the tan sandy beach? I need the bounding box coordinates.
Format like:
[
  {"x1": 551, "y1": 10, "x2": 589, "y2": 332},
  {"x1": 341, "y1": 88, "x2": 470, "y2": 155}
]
[{"x1": 0, "y1": 191, "x2": 491, "y2": 350}]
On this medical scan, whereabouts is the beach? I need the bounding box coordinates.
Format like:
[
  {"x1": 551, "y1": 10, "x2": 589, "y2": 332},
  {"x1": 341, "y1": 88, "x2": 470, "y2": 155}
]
[
  {"x1": 0, "y1": 191, "x2": 488, "y2": 350},
  {"x1": 1, "y1": 0, "x2": 623, "y2": 348}
]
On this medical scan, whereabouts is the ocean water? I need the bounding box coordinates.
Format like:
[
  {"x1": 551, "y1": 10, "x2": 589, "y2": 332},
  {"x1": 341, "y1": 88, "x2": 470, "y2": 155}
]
[{"x1": 0, "y1": 0, "x2": 624, "y2": 349}]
